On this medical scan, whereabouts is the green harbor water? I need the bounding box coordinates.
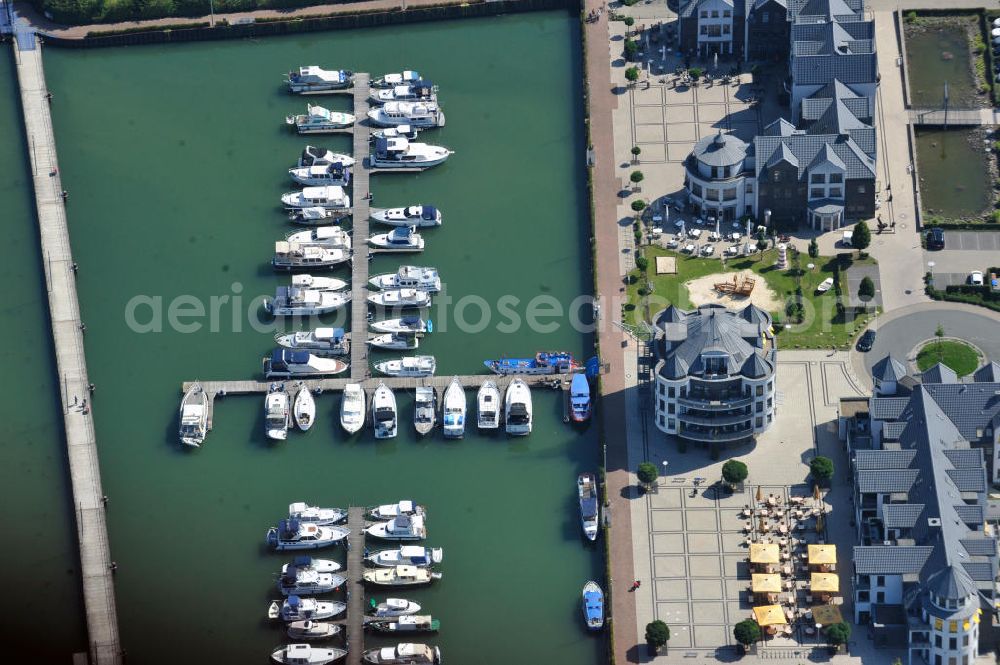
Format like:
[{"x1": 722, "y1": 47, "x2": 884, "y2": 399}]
[
  {"x1": 915, "y1": 127, "x2": 992, "y2": 219},
  {"x1": 42, "y1": 12, "x2": 603, "y2": 665},
  {"x1": 904, "y1": 21, "x2": 979, "y2": 109},
  {"x1": 0, "y1": 51, "x2": 88, "y2": 662}
]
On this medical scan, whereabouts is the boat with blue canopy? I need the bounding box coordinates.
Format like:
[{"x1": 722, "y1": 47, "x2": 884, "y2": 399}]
[
  {"x1": 582, "y1": 581, "x2": 604, "y2": 630},
  {"x1": 484, "y1": 351, "x2": 580, "y2": 376}
]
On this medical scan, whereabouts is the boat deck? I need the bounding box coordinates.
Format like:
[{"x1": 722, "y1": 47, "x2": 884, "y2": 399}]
[{"x1": 344, "y1": 506, "x2": 366, "y2": 665}]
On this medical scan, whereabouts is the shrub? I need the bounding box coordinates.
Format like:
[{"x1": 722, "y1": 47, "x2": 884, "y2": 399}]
[
  {"x1": 624, "y1": 16, "x2": 635, "y2": 27},
  {"x1": 637, "y1": 461, "x2": 659, "y2": 488},
  {"x1": 808, "y1": 238, "x2": 819, "y2": 259},
  {"x1": 630, "y1": 170, "x2": 645, "y2": 184},
  {"x1": 645, "y1": 620, "x2": 670, "y2": 651},
  {"x1": 688, "y1": 66, "x2": 704, "y2": 79},
  {"x1": 635, "y1": 255, "x2": 649, "y2": 272},
  {"x1": 826, "y1": 622, "x2": 851, "y2": 646},
  {"x1": 734, "y1": 619, "x2": 761, "y2": 646},
  {"x1": 632, "y1": 199, "x2": 647, "y2": 212},
  {"x1": 810, "y1": 456, "x2": 834, "y2": 483},
  {"x1": 722, "y1": 459, "x2": 748, "y2": 486},
  {"x1": 624, "y1": 39, "x2": 640, "y2": 61},
  {"x1": 625, "y1": 65, "x2": 640, "y2": 83}
]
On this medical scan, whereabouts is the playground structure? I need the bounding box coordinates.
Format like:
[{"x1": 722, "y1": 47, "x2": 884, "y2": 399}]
[
  {"x1": 776, "y1": 243, "x2": 788, "y2": 270},
  {"x1": 714, "y1": 274, "x2": 756, "y2": 296}
]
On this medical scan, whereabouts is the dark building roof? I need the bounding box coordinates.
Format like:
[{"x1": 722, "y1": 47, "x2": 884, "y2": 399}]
[
  {"x1": 872, "y1": 354, "x2": 907, "y2": 383},
  {"x1": 922, "y1": 383, "x2": 1000, "y2": 442},
  {"x1": 883, "y1": 503, "x2": 924, "y2": 529},
  {"x1": 920, "y1": 363, "x2": 958, "y2": 384},
  {"x1": 857, "y1": 469, "x2": 918, "y2": 494},
  {"x1": 789, "y1": 0, "x2": 863, "y2": 20},
  {"x1": 790, "y1": 19, "x2": 877, "y2": 86},
  {"x1": 869, "y1": 397, "x2": 909, "y2": 420},
  {"x1": 692, "y1": 131, "x2": 749, "y2": 168},
  {"x1": 882, "y1": 421, "x2": 906, "y2": 441},
  {"x1": 853, "y1": 545, "x2": 934, "y2": 575},
  {"x1": 854, "y1": 449, "x2": 915, "y2": 470},
  {"x1": 763, "y1": 117, "x2": 800, "y2": 137},
  {"x1": 754, "y1": 133, "x2": 875, "y2": 181},
  {"x1": 973, "y1": 361, "x2": 1000, "y2": 383},
  {"x1": 926, "y1": 566, "x2": 978, "y2": 602}
]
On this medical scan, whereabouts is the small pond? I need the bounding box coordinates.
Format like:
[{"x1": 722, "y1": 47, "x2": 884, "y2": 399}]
[
  {"x1": 905, "y1": 20, "x2": 980, "y2": 109},
  {"x1": 915, "y1": 127, "x2": 993, "y2": 219}
]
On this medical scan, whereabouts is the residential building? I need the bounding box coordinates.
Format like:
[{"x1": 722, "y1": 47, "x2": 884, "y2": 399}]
[
  {"x1": 684, "y1": 131, "x2": 755, "y2": 221},
  {"x1": 840, "y1": 355, "x2": 1000, "y2": 663},
  {"x1": 678, "y1": 0, "x2": 746, "y2": 59},
  {"x1": 744, "y1": 0, "x2": 789, "y2": 61},
  {"x1": 652, "y1": 304, "x2": 776, "y2": 446}
]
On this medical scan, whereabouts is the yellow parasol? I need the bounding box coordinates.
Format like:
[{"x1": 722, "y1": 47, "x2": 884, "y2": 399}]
[
  {"x1": 752, "y1": 604, "x2": 787, "y2": 626},
  {"x1": 813, "y1": 484, "x2": 821, "y2": 501},
  {"x1": 808, "y1": 544, "x2": 837, "y2": 566},
  {"x1": 750, "y1": 543, "x2": 781, "y2": 564},
  {"x1": 810, "y1": 573, "x2": 839, "y2": 593},
  {"x1": 815, "y1": 512, "x2": 825, "y2": 532},
  {"x1": 756, "y1": 486, "x2": 763, "y2": 502},
  {"x1": 752, "y1": 574, "x2": 782, "y2": 594},
  {"x1": 812, "y1": 604, "x2": 843, "y2": 625}
]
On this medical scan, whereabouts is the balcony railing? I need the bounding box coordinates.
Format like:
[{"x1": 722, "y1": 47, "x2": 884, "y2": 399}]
[
  {"x1": 678, "y1": 412, "x2": 752, "y2": 427},
  {"x1": 678, "y1": 395, "x2": 753, "y2": 410},
  {"x1": 679, "y1": 425, "x2": 755, "y2": 443}
]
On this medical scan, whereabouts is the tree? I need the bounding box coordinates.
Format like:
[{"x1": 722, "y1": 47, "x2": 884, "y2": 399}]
[
  {"x1": 808, "y1": 237, "x2": 819, "y2": 259},
  {"x1": 733, "y1": 619, "x2": 761, "y2": 648},
  {"x1": 631, "y1": 145, "x2": 642, "y2": 163},
  {"x1": 809, "y1": 456, "x2": 834, "y2": 484},
  {"x1": 625, "y1": 66, "x2": 640, "y2": 85},
  {"x1": 645, "y1": 620, "x2": 670, "y2": 652},
  {"x1": 631, "y1": 199, "x2": 647, "y2": 213},
  {"x1": 688, "y1": 66, "x2": 704, "y2": 79},
  {"x1": 756, "y1": 233, "x2": 768, "y2": 259},
  {"x1": 825, "y1": 622, "x2": 851, "y2": 647},
  {"x1": 630, "y1": 170, "x2": 644, "y2": 186},
  {"x1": 624, "y1": 16, "x2": 636, "y2": 28},
  {"x1": 852, "y1": 220, "x2": 871, "y2": 255},
  {"x1": 623, "y1": 39, "x2": 639, "y2": 61},
  {"x1": 635, "y1": 255, "x2": 649, "y2": 272},
  {"x1": 935, "y1": 322, "x2": 945, "y2": 362},
  {"x1": 857, "y1": 276, "x2": 875, "y2": 312},
  {"x1": 721, "y1": 459, "x2": 748, "y2": 487},
  {"x1": 637, "y1": 461, "x2": 659, "y2": 491}
]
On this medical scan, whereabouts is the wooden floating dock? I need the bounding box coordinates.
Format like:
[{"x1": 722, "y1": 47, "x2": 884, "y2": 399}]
[
  {"x1": 344, "y1": 507, "x2": 366, "y2": 665},
  {"x1": 349, "y1": 74, "x2": 372, "y2": 383},
  {"x1": 12, "y1": 40, "x2": 122, "y2": 665}
]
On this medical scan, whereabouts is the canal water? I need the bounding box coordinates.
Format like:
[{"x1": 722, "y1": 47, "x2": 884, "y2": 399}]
[
  {"x1": 0, "y1": 51, "x2": 88, "y2": 662},
  {"x1": 43, "y1": 12, "x2": 602, "y2": 665},
  {"x1": 915, "y1": 127, "x2": 992, "y2": 219}
]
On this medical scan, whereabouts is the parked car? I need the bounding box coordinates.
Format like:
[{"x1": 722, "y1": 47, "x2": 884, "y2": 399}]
[
  {"x1": 926, "y1": 227, "x2": 945, "y2": 250},
  {"x1": 970, "y1": 270, "x2": 985, "y2": 286},
  {"x1": 857, "y1": 329, "x2": 877, "y2": 352}
]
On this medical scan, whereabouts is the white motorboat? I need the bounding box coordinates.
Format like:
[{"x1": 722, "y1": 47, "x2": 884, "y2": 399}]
[
  {"x1": 289, "y1": 163, "x2": 351, "y2": 187},
  {"x1": 288, "y1": 504, "x2": 347, "y2": 526},
  {"x1": 270, "y1": 596, "x2": 346, "y2": 622},
  {"x1": 340, "y1": 383, "x2": 366, "y2": 435},
  {"x1": 277, "y1": 561, "x2": 346, "y2": 596},
  {"x1": 413, "y1": 386, "x2": 435, "y2": 435},
  {"x1": 370, "y1": 316, "x2": 428, "y2": 334},
  {"x1": 368, "y1": 598, "x2": 421, "y2": 617},
  {"x1": 286, "y1": 227, "x2": 352, "y2": 251},
  {"x1": 265, "y1": 383, "x2": 292, "y2": 441},
  {"x1": 371, "y1": 124, "x2": 421, "y2": 141},
  {"x1": 366, "y1": 545, "x2": 442, "y2": 568},
  {"x1": 372, "y1": 382, "x2": 398, "y2": 440},
  {"x1": 286, "y1": 66, "x2": 353, "y2": 94},
  {"x1": 363, "y1": 643, "x2": 440, "y2": 665},
  {"x1": 373, "y1": 71, "x2": 422, "y2": 88},
  {"x1": 367, "y1": 101, "x2": 445, "y2": 129},
  {"x1": 294, "y1": 387, "x2": 316, "y2": 431},
  {"x1": 275, "y1": 328, "x2": 350, "y2": 357},
  {"x1": 291, "y1": 274, "x2": 348, "y2": 292},
  {"x1": 370, "y1": 206, "x2": 441, "y2": 228},
  {"x1": 369, "y1": 266, "x2": 441, "y2": 292},
  {"x1": 266, "y1": 519, "x2": 350, "y2": 550},
  {"x1": 288, "y1": 206, "x2": 349, "y2": 225},
  {"x1": 441, "y1": 377, "x2": 466, "y2": 439},
  {"x1": 299, "y1": 146, "x2": 355, "y2": 168},
  {"x1": 368, "y1": 615, "x2": 440, "y2": 634},
  {"x1": 264, "y1": 350, "x2": 349, "y2": 379},
  {"x1": 374, "y1": 356, "x2": 436, "y2": 378},
  {"x1": 272, "y1": 643, "x2": 346, "y2": 665},
  {"x1": 476, "y1": 380, "x2": 501, "y2": 430},
  {"x1": 362, "y1": 565, "x2": 441, "y2": 586},
  {"x1": 282, "y1": 557, "x2": 341, "y2": 574},
  {"x1": 368, "y1": 501, "x2": 425, "y2": 521},
  {"x1": 369, "y1": 137, "x2": 452, "y2": 170},
  {"x1": 371, "y1": 81, "x2": 436, "y2": 105},
  {"x1": 288, "y1": 620, "x2": 342, "y2": 641},
  {"x1": 578, "y1": 473, "x2": 599, "y2": 542},
  {"x1": 265, "y1": 287, "x2": 351, "y2": 316},
  {"x1": 282, "y1": 186, "x2": 351, "y2": 211},
  {"x1": 286, "y1": 105, "x2": 356, "y2": 133},
  {"x1": 365, "y1": 514, "x2": 427, "y2": 541},
  {"x1": 367, "y1": 289, "x2": 431, "y2": 309},
  {"x1": 369, "y1": 227, "x2": 424, "y2": 252},
  {"x1": 368, "y1": 333, "x2": 418, "y2": 351},
  {"x1": 178, "y1": 382, "x2": 209, "y2": 447},
  {"x1": 272, "y1": 242, "x2": 350, "y2": 272},
  {"x1": 504, "y1": 379, "x2": 532, "y2": 436}
]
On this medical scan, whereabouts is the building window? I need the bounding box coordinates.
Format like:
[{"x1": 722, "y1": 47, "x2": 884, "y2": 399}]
[
  {"x1": 762, "y1": 12, "x2": 769, "y2": 23},
  {"x1": 857, "y1": 591, "x2": 869, "y2": 601},
  {"x1": 876, "y1": 592, "x2": 885, "y2": 603},
  {"x1": 772, "y1": 171, "x2": 781, "y2": 183},
  {"x1": 858, "y1": 184, "x2": 866, "y2": 193},
  {"x1": 668, "y1": 403, "x2": 675, "y2": 414},
  {"x1": 706, "y1": 24, "x2": 721, "y2": 37},
  {"x1": 767, "y1": 414, "x2": 772, "y2": 423},
  {"x1": 667, "y1": 386, "x2": 675, "y2": 398},
  {"x1": 668, "y1": 418, "x2": 676, "y2": 429},
  {"x1": 810, "y1": 188, "x2": 824, "y2": 198},
  {"x1": 830, "y1": 187, "x2": 843, "y2": 198},
  {"x1": 810, "y1": 173, "x2": 825, "y2": 184},
  {"x1": 767, "y1": 381, "x2": 773, "y2": 392},
  {"x1": 723, "y1": 9, "x2": 731, "y2": 17},
  {"x1": 700, "y1": 10, "x2": 708, "y2": 18},
  {"x1": 700, "y1": 25, "x2": 708, "y2": 35},
  {"x1": 745, "y1": 182, "x2": 754, "y2": 194},
  {"x1": 723, "y1": 187, "x2": 737, "y2": 201},
  {"x1": 756, "y1": 402, "x2": 763, "y2": 413},
  {"x1": 711, "y1": 166, "x2": 719, "y2": 178},
  {"x1": 659, "y1": 415, "x2": 665, "y2": 426},
  {"x1": 723, "y1": 24, "x2": 731, "y2": 35},
  {"x1": 756, "y1": 385, "x2": 764, "y2": 396},
  {"x1": 935, "y1": 655, "x2": 942, "y2": 665},
  {"x1": 658, "y1": 399, "x2": 664, "y2": 412},
  {"x1": 949, "y1": 638, "x2": 957, "y2": 650},
  {"x1": 935, "y1": 635, "x2": 942, "y2": 648},
  {"x1": 876, "y1": 576, "x2": 884, "y2": 586},
  {"x1": 963, "y1": 635, "x2": 969, "y2": 646},
  {"x1": 830, "y1": 173, "x2": 843, "y2": 183},
  {"x1": 756, "y1": 417, "x2": 763, "y2": 427},
  {"x1": 767, "y1": 398, "x2": 773, "y2": 408},
  {"x1": 711, "y1": 10, "x2": 719, "y2": 17},
  {"x1": 691, "y1": 183, "x2": 703, "y2": 197}
]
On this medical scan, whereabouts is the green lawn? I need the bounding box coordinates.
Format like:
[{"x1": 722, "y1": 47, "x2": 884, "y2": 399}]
[
  {"x1": 916, "y1": 340, "x2": 981, "y2": 376},
  {"x1": 624, "y1": 246, "x2": 878, "y2": 349}
]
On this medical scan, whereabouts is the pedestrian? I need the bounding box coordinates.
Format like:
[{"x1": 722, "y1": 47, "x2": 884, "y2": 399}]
[{"x1": 72, "y1": 395, "x2": 78, "y2": 406}]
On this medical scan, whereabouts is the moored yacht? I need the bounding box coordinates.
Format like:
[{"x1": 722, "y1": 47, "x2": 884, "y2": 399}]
[
  {"x1": 291, "y1": 274, "x2": 348, "y2": 292},
  {"x1": 413, "y1": 386, "x2": 435, "y2": 435},
  {"x1": 362, "y1": 643, "x2": 440, "y2": 665},
  {"x1": 340, "y1": 383, "x2": 366, "y2": 435},
  {"x1": 369, "y1": 266, "x2": 441, "y2": 292},
  {"x1": 365, "y1": 514, "x2": 427, "y2": 541},
  {"x1": 373, "y1": 71, "x2": 422, "y2": 88},
  {"x1": 368, "y1": 615, "x2": 440, "y2": 634},
  {"x1": 578, "y1": 472, "x2": 599, "y2": 542},
  {"x1": 441, "y1": 378, "x2": 466, "y2": 439},
  {"x1": 368, "y1": 501, "x2": 425, "y2": 521},
  {"x1": 294, "y1": 386, "x2": 316, "y2": 431},
  {"x1": 265, "y1": 287, "x2": 351, "y2": 316},
  {"x1": 484, "y1": 351, "x2": 579, "y2": 376},
  {"x1": 266, "y1": 519, "x2": 350, "y2": 550},
  {"x1": 288, "y1": 206, "x2": 348, "y2": 225},
  {"x1": 286, "y1": 227, "x2": 352, "y2": 251},
  {"x1": 286, "y1": 105, "x2": 356, "y2": 133},
  {"x1": 367, "y1": 101, "x2": 445, "y2": 129},
  {"x1": 370, "y1": 206, "x2": 441, "y2": 228},
  {"x1": 362, "y1": 565, "x2": 440, "y2": 586},
  {"x1": 272, "y1": 643, "x2": 346, "y2": 665},
  {"x1": 371, "y1": 124, "x2": 421, "y2": 141},
  {"x1": 570, "y1": 374, "x2": 592, "y2": 422},
  {"x1": 265, "y1": 383, "x2": 292, "y2": 441},
  {"x1": 277, "y1": 561, "x2": 346, "y2": 596},
  {"x1": 299, "y1": 145, "x2": 355, "y2": 168},
  {"x1": 582, "y1": 581, "x2": 605, "y2": 630},
  {"x1": 275, "y1": 328, "x2": 350, "y2": 357},
  {"x1": 371, "y1": 81, "x2": 437, "y2": 105},
  {"x1": 288, "y1": 620, "x2": 342, "y2": 641},
  {"x1": 369, "y1": 227, "x2": 425, "y2": 252},
  {"x1": 272, "y1": 242, "x2": 349, "y2": 272},
  {"x1": 368, "y1": 333, "x2": 418, "y2": 351},
  {"x1": 374, "y1": 355, "x2": 436, "y2": 378},
  {"x1": 288, "y1": 504, "x2": 347, "y2": 526},
  {"x1": 286, "y1": 66, "x2": 353, "y2": 94},
  {"x1": 269, "y1": 595, "x2": 346, "y2": 622},
  {"x1": 179, "y1": 382, "x2": 209, "y2": 447},
  {"x1": 372, "y1": 382, "x2": 398, "y2": 440},
  {"x1": 264, "y1": 349, "x2": 349, "y2": 378},
  {"x1": 368, "y1": 598, "x2": 421, "y2": 617},
  {"x1": 369, "y1": 137, "x2": 452, "y2": 170},
  {"x1": 366, "y1": 545, "x2": 442, "y2": 568},
  {"x1": 289, "y1": 162, "x2": 351, "y2": 187},
  {"x1": 367, "y1": 289, "x2": 431, "y2": 309},
  {"x1": 281, "y1": 186, "x2": 351, "y2": 211},
  {"x1": 476, "y1": 381, "x2": 500, "y2": 430},
  {"x1": 370, "y1": 316, "x2": 429, "y2": 335},
  {"x1": 504, "y1": 379, "x2": 532, "y2": 436}
]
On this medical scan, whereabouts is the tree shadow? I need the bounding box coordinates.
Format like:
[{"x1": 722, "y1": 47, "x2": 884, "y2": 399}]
[{"x1": 612, "y1": 86, "x2": 628, "y2": 95}]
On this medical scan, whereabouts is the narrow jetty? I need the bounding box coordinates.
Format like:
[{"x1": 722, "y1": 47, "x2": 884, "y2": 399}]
[
  {"x1": 345, "y1": 507, "x2": 366, "y2": 665},
  {"x1": 350, "y1": 74, "x2": 372, "y2": 381},
  {"x1": 12, "y1": 39, "x2": 122, "y2": 665}
]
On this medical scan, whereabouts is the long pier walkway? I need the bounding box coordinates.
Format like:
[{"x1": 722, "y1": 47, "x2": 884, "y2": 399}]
[
  {"x1": 344, "y1": 507, "x2": 366, "y2": 665},
  {"x1": 12, "y1": 41, "x2": 122, "y2": 665},
  {"x1": 350, "y1": 75, "x2": 372, "y2": 381}
]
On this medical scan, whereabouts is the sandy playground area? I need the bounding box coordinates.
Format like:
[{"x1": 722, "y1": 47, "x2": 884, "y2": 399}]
[{"x1": 685, "y1": 270, "x2": 784, "y2": 311}]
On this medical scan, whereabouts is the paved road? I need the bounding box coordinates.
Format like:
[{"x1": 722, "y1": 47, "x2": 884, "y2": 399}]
[{"x1": 854, "y1": 303, "x2": 1000, "y2": 379}]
